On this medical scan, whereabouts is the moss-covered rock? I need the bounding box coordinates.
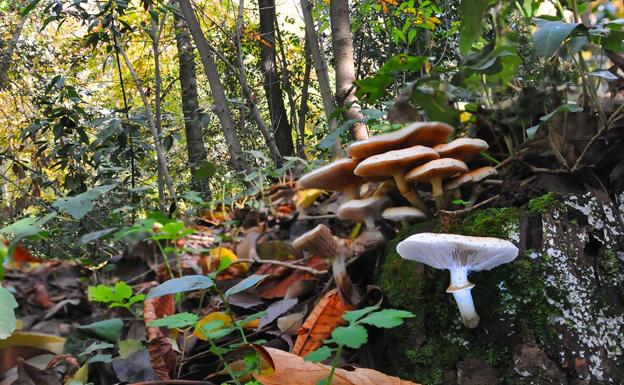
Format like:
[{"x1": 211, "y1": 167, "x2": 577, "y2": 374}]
[{"x1": 375, "y1": 192, "x2": 624, "y2": 385}]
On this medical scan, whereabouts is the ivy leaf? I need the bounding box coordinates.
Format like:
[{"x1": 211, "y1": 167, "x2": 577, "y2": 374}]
[
  {"x1": 359, "y1": 309, "x2": 415, "y2": 329},
  {"x1": 148, "y1": 312, "x2": 199, "y2": 329},
  {"x1": 331, "y1": 324, "x2": 368, "y2": 349},
  {"x1": 458, "y1": 0, "x2": 498, "y2": 55},
  {"x1": 79, "y1": 228, "x2": 117, "y2": 244},
  {"x1": 342, "y1": 305, "x2": 379, "y2": 323},
  {"x1": 52, "y1": 184, "x2": 117, "y2": 220},
  {"x1": 146, "y1": 275, "x2": 214, "y2": 299},
  {"x1": 224, "y1": 275, "x2": 268, "y2": 297},
  {"x1": 0, "y1": 287, "x2": 18, "y2": 339},
  {"x1": 532, "y1": 19, "x2": 584, "y2": 57},
  {"x1": 304, "y1": 346, "x2": 333, "y2": 363}
]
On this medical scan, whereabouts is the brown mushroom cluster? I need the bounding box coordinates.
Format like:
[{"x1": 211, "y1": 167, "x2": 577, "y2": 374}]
[{"x1": 297, "y1": 121, "x2": 499, "y2": 225}]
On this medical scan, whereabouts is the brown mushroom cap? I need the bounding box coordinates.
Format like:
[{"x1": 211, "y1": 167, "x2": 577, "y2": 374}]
[
  {"x1": 337, "y1": 196, "x2": 392, "y2": 225},
  {"x1": 445, "y1": 166, "x2": 498, "y2": 190},
  {"x1": 292, "y1": 224, "x2": 337, "y2": 258},
  {"x1": 382, "y1": 206, "x2": 427, "y2": 222},
  {"x1": 353, "y1": 145, "x2": 440, "y2": 177},
  {"x1": 297, "y1": 158, "x2": 364, "y2": 196},
  {"x1": 346, "y1": 122, "x2": 454, "y2": 159},
  {"x1": 433, "y1": 138, "x2": 489, "y2": 162},
  {"x1": 405, "y1": 158, "x2": 469, "y2": 183}
]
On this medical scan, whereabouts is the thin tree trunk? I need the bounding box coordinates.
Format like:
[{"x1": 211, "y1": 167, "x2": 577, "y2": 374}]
[
  {"x1": 151, "y1": 7, "x2": 166, "y2": 211},
  {"x1": 174, "y1": 15, "x2": 210, "y2": 198},
  {"x1": 296, "y1": 41, "x2": 311, "y2": 159},
  {"x1": 300, "y1": 0, "x2": 342, "y2": 157},
  {"x1": 258, "y1": 0, "x2": 294, "y2": 157},
  {"x1": 329, "y1": 0, "x2": 368, "y2": 141},
  {"x1": 113, "y1": 31, "x2": 177, "y2": 206},
  {"x1": 0, "y1": 15, "x2": 26, "y2": 90},
  {"x1": 234, "y1": 0, "x2": 282, "y2": 166},
  {"x1": 177, "y1": 0, "x2": 248, "y2": 172}
]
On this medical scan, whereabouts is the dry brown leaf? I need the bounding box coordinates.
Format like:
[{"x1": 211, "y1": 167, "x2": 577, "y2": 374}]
[
  {"x1": 255, "y1": 257, "x2": 327, "y2": 299},
  {"x1": 253, "y1": 346, "x2": 421, "y2": 385},
  {"x1": 143, "y1": 295, "x2": 178, "y2": 380},
  {"x1": 293, "y1": 289, "x2": 351, "y2": 356}
]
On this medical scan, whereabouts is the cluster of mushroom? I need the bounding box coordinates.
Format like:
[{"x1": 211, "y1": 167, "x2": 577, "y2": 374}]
[{"x1": 298, "y1": 122, "x2": 498, "y2": 226}]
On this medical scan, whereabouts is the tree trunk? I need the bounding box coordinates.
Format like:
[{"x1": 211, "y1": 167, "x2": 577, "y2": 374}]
[
  {"x1": 174, "y1": 15, "x2": 210, "y2": 197},
  {"x1": 258, "y1": 0, "x2": 294, "y2": 157},
  {"x1": 329, "y1": 0, "x2": 368, "y2": 142},
  {"x1": 300, "y1": 0, "x2": 342, "y2": 157},
  {"x1": 0, "y1": 15, "x2": 26, "y2": 90},
  {"x1": 177, "y1": 0, "x2": 248, "y2": 172}
]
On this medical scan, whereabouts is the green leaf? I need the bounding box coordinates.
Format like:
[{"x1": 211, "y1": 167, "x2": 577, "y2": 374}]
[
  {"x1": 539, "y1": 103, "x2": 583, "y2": 122},
  {"x1": 359, "y1": 309, "x2": 415, "y2": 328},
  {"x1": 52, "y1": 184, "x2": 117, "y2": 220},
  {"x1": 532, "y1": 19, "x2": 583, "y2": 57},
  {"x1": 88, "y1": 282, "x2": 133, "y2": 304},
  {"x1": 118, "y1": 339, "x2": 145, "y2": 359},
  {"x1": 146, "y1": 275, "x2": 214, "y2": 299},
  {"x1": 194, "y1": 161, "x2": 218, "y2": 180},
  {"x1": 304, "y1": 346, "x2": 333, "y2": 363},
  {"x1": 458, "y1": 0, "x2": 497, "y2": 55},
  {"x1": 0, "y1": 287, "x2": 18, "y2": 339},
  {"x1": 79, "y1": 228, "x2": 117, "y2": 244},
  {"x1": 80, "y1": 341, "x2": 114, "y2": 356},
  {"x1": 342, "y1": 305, "x2": 379, "y2": 323},
  {"x1": 79, "y1": 319, "x2": 123, "y2": 342},
  {"x1": 331, "y1": 324, "x2": 368, "y2": 349},
  {"x1": 20, "y1": 0, "x2": 41, "y2": 16},
  {"x1": 148, "y1": 312, "x2": 199, "y2": 329},
  {"x1": 224, "y1": 275, "x2": 268, "y2": 297}
]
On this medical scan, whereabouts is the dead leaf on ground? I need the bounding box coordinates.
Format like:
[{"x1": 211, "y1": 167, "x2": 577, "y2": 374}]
[
  {"x1": 143, "y1": 295, "x2": 178, "y2": 380},
  {"x1": 293, "y1": 289, "x2": 350, "y2": 357},
  {"x1": 253, "y1": 346, "x2": 421, "y2": 385}
]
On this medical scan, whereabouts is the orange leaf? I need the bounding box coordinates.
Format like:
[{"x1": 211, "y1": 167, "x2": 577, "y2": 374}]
[
  {"x1": 143, "y1": 295, "x2": 178, "y2": 380},
  {"x1": 253, "y1": 345, "x2": 421, "y2": 385},
  {"x1": 255, "y1": 257, "x2": 328, "y2": 299},
  {"x1": 293, "y1": 289, "x2": 351, "y2": 356}
]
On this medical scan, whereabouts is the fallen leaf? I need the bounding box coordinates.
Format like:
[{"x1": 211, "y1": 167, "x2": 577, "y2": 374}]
[
  {"x1": 253, "y1": 346, "x2": 421, "y2": 385},
  {"x1": 258, "y1": 298, "x2": 298, "y2": 329},
  {"x1": 143, "y1": 295, "x2": 178, "y2": 380},
  {"x1": 0, "y1": 332, "x2": 65, "y2": 354},
  {"x1": 293, "y1": 289, "x2": 351, "y2": 357},
  {"x1": 277, "y1": 313, "x2": 304, "y2": 335},
  {"x1": 13, "y1": 358, "x2": 61, "y2": 385},
  {"x1": 296, "y1": 189, "x2": 326, "y2": 210},
  {"x1": 193, "y1": 312, "x2": 234, "y2": 340},
  {"x1": 201, "y1": 246, "x2": 248, "y2": 279}
]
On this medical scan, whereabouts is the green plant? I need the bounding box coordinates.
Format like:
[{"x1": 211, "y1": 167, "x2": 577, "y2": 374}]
[
  {"x1": 88, "y1": 281, "x2": 144, "y2": 318},
  {"x1": 304, "y1": 306, "x2": 414, "y2": 385}
]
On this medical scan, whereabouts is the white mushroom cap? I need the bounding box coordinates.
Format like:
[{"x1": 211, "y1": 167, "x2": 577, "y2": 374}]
[
  {"x1": 397, "y1": 233, "x2": 518, "y2": 272},
  {"x1": 382, "y1": 207, "x2": 427, "y2": 222}
]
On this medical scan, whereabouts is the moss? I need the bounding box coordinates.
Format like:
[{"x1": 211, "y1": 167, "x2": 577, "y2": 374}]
[
  {"x1": 406, "y1": 337, "x2": 467, "y2": 385},
  {"x1": 446, "y1": 207, "x2": 520, "y2": 239},
  {"x1": 527, "y1": 192, "x2": 563, "y2": 214},
  {"x1": 597, "y1": 249, "x2": 624, "y2": 287}
]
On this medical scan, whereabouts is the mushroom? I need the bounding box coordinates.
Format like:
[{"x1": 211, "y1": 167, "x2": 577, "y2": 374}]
[
  {"x1": 382, "y1": 206, "x2": 427, "y2": 228},
  {"x1": 396, "y1": 233, "x2": 518, "y2": 328},
  {"x1": 293, "y1": 224, "x2": 385, "y2": 307},
  {"x1": 433, "y1": 138, "x2": 489, "y2": 162},
  {"x1": 405, "y1": 158, "x2": 468, "y2": 210},
  {"x1": 337, "y1": 196, "x2": 392, "y2": 228},
  {"x1": 354, "y1": 145, "x2": 439, "y2": 215},
  {"x1": 297, "y1": 158, "x2": 365, "y2": 199},
  {"x1": 346, "y1": 121, "x2": 454, "y2": 159},
  {"x1": 445, "y1": 166, "x2": 498, "y2": 207}
]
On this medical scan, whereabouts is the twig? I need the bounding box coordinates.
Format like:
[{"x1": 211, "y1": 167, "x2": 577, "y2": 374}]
[
  {"x1": 573, "y1": 102, "x2": 624, "y2": 171},
  {"x1": 233, "y1": 258, "x2": 327, "y2": 276},
  {"x1": 438, "y1": 195, "x2": 500, "y2": 217}
]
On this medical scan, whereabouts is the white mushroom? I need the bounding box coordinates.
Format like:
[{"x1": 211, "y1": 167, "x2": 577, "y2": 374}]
[
  {"x1": 337, "y1": 196, "x2": 392, "y2": 228},
  {"x1": 396, "y1": 233, "x2": 518, "y2": 328}
]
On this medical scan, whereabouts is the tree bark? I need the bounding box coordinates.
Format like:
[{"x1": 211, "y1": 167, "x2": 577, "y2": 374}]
[
  {"x1": 329, "y1": 0, "x2": 368, "y2": 141},
  {"x1": 177, "y1": 0, "x2": 248, "y2": 172},
  {"x1": 0, "y1": 15, "x2": 27, "y2": 90},
  {"x1": 258, "y1": 0, "x2": 294, "y2": 157},
  {"x1": 300, "y1": 0, "x2": 342, "y2": 157},
  {"x1": 174, "y1": 15, "x2": 210, "y2": 197}
]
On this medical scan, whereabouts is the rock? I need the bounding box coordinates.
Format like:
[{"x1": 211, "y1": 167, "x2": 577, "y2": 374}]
[
  {"x1": 513, "y1": 342, "x2": 567, "y2": 385},
  {"x1": 457, "y1": 358, "x2": 499, "y2": 385}
]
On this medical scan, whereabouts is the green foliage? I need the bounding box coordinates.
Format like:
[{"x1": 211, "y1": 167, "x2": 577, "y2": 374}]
[
  {"x1": 458, "y1": 0, "x2": 498, "y2": 55},
  {"x1": 0, "y1": 286, "x2": 18, "y2": 339},
  {"x1": 146, "y1": 275, "x2": 214, "y2": 299},
  {"x1": 532, "y1": 19, "x2": 586, "y2": 57},
  {"x1": 147, "y1": 312, "x2": 199, "y2": 329},
  {"x1": 527, "y1": 192, "x2": 563, "y2": 214},
  {"x1": 88, "y1": 281, "x2": 145, "y2": 316}
]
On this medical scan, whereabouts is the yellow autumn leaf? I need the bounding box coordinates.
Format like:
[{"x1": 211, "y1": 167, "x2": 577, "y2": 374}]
[
  {"x1": 428, "y1": 16, "x2": 442, "y2": 25},
  {"x1": 208, "y1": 246, "x2": 248, "y2": 273},
  {"x1": 460, "y1": 111, "x2": 473, "y2": 123},
  {"x1": 295, "y1": 189, "x2": 325, "y2": 210},
  {"x1": 0, "y1": 331, "x2": 65, "y2": 354},
  {"x1": 193, "y1": 312, "x2": 233, "y2": 340}
]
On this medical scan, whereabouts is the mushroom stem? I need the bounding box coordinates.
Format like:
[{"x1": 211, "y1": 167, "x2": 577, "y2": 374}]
[
  {"x1": 468, "y1": 185, "x2": 482, "y2": 208},
  {"x1": 364, "y1": 217, "x2": 376, "y2": 229},
  {"x1": 331, "y1": 252, "x2": 362, "y2": 308},
  {"x1": 343, "y1": 185, "x2": 361, "y2": 200},
  {"x1": 430, "y1": 177, "x2": 446, "y2": 210},
  {"x1": 451, "y1": 287, "x2": 480, "y2": 329},
  {"x1": 393, "y1": 171, "x2": 430, "y2": 216},
  {"x1": 448, "y1": 266, "x2": 479, "y2": 328}
]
